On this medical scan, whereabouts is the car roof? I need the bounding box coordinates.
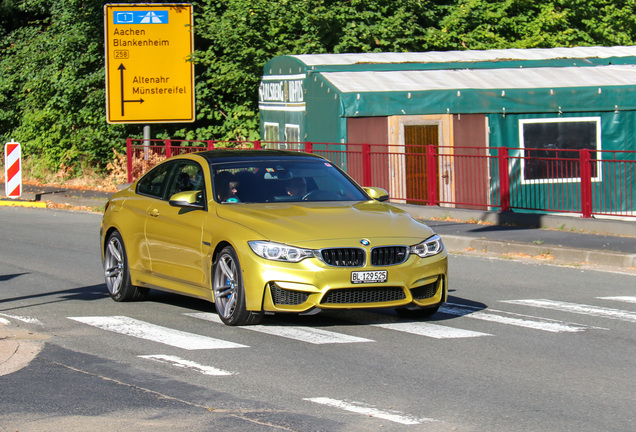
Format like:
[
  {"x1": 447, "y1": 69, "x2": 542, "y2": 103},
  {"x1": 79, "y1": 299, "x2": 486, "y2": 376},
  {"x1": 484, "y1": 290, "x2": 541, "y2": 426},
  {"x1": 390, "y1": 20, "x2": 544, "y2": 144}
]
[{"x1": 194, "y1": 149, "x2": 325, "y2": 164}]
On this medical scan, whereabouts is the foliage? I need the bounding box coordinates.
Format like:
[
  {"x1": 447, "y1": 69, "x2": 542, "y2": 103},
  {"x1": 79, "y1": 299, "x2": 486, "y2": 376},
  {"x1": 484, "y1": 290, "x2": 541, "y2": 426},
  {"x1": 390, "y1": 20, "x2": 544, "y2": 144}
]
[
  {"x1": 181, "y1": 0, "x2": 441, "y2": 142},
  {"x1": 1, "y1": 0, "x2": 635, "y2": 179},
  {"x1": 428, "y1": 0, "x2": 636, "y2": 49}
]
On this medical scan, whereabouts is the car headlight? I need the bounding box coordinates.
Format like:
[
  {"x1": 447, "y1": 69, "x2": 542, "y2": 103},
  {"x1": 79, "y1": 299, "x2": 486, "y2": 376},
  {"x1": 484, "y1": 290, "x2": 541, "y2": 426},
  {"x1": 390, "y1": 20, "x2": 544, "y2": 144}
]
[
  {"x1": 410, "y1": 235, "x2": 444, "y2": 258},
  {"x1": 248, "y1": 241, "x2": 314, "y2": 263}
]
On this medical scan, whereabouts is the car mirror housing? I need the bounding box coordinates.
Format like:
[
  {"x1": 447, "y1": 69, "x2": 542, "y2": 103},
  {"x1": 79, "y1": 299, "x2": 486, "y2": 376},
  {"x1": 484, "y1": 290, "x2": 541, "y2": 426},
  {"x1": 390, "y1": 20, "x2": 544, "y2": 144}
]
[
  {"x1": 363, "y1": 187, "x2": 389, "y2": 202},
  {"x1": 169, "y1": 190, "x2": 204, "y2": 209}
]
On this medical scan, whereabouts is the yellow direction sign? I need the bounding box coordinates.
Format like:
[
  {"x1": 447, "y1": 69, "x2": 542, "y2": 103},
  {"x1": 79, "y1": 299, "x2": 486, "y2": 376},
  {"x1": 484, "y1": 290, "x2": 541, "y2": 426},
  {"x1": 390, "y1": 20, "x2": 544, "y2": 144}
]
[{"x1": 104, "y1": 3, "x2": 194, "y2": 124}]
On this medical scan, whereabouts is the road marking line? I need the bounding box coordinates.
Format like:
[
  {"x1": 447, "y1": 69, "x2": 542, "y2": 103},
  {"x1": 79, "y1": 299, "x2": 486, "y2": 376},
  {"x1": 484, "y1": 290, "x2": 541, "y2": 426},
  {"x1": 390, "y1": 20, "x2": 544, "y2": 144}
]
[
  {"x1": 69, "y1": 316, "x2": 248, "y2": 350},
  {"x1": 345, "y1": 311, "x2": 492, "y2": 338},
  {"x1": 372, "y1": 321, "x2": 492, "y2": 339},
  {"x1": 0, "y1": 317, "x2": 9, "y2": 326},
  {"x1": 0, "y1": 313, "x2": 43, "y2": 325},
  {"x1": 440, "y1": 303, "x2": 605, "y2": 333},
  {"x1": 597, "y1": 296, "x2": 636, "y2": 304},
  {"x1": 501, "y1": 299, "x2": 636, "y2": 323},
  {"x1": 304, "y1": 397, "x2": 437, "y2": 425},
  {"x1": 185, "y1": 312, "x2": 373, "y2": 344},
  {"x1": 139, "y1": 354, "x2": 234, "y2": 376}
]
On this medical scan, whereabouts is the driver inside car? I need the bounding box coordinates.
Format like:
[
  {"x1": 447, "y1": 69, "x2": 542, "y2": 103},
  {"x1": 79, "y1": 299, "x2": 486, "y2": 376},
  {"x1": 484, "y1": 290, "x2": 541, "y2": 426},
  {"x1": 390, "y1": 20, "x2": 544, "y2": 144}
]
[
  {"x1": 215, "y1": 172, "x2": 240, "y2": 203},
  {"x1": 286, "y1": 177, "x2": 307, "y2": 197}
]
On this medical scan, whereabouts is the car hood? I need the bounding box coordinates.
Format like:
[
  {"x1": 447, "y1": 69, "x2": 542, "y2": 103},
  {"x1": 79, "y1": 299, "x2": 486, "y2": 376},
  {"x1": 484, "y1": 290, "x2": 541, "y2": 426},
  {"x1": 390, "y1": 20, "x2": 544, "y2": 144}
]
[{"x1": 216, "y1": 201, "x2": 435, "y2": 246}]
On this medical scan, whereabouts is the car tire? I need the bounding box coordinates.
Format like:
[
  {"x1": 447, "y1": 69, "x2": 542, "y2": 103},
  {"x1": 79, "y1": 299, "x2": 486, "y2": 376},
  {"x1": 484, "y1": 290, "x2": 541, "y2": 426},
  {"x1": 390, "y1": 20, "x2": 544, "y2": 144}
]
[
  {"x1": 104, "y1": 231, "x2": 149, "y2": 302},
  {"x1": 213, "y1": 246, "x2": 263, "y2": 326},
  {"x1": 396, "y1": 304, "x2": 441, "y2": 319}
]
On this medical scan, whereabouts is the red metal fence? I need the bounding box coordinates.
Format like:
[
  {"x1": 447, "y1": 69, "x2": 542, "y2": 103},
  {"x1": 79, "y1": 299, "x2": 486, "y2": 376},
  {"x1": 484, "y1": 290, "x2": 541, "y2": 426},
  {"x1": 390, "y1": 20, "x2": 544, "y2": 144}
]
[{"x1": 126, "y1": 138, "x2": 636, "y2": 218}]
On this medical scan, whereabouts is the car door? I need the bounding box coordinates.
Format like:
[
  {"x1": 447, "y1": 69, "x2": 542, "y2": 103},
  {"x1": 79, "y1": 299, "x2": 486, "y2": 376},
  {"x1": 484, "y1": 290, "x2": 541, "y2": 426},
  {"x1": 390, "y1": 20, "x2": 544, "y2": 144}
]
[
  {"x1": 144, "y1": 159, "x2": 209, "y2": 295},
  {"x1": 129, "y1": 160, "x2": 175, "y2": 272}
]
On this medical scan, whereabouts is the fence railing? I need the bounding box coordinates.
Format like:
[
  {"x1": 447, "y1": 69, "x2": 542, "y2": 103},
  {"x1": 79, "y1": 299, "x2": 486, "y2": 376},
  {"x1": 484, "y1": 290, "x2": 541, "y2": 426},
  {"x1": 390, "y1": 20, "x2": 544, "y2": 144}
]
[{"x1": 126, "y1": 138, "x2": 636, "y2": 218}]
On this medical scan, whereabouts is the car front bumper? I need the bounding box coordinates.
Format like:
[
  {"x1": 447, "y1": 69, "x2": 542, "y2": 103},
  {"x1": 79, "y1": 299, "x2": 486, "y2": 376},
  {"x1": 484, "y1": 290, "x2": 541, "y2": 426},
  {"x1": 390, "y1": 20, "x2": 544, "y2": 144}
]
[{"x1": 239, "y1": 248, "x2": 448, "y2": 313}]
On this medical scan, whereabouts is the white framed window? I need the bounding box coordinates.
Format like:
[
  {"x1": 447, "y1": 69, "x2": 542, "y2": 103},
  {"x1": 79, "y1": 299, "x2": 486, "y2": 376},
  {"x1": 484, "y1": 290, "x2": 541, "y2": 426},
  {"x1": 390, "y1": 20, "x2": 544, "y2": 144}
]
[
  {"x1": 264, "y1": 122, "x2": 280, "y2": 148},
  {"x1": 285, "y1": 124, "x2": 300, "y2": 150},
  {"x1": 519, "y1": 117, "x2": 602, "y2": 184}
]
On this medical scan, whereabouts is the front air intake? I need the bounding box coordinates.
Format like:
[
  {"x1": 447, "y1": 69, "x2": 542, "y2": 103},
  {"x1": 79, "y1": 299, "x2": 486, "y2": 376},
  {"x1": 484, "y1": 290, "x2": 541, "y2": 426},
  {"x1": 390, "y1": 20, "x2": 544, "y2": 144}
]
[
  {"x1": 321, "y1": 286, "x2": 406, "y2": 305},
  {"x1": 270, "y1": 283, "x2": 310, "y2": 306}
]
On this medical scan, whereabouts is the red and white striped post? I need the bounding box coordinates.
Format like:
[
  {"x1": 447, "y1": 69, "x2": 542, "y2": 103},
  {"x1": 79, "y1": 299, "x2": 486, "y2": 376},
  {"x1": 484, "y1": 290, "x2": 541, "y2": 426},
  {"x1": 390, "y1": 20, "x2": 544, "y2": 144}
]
[{"x1": 4, "y1": 141, "x2": 21, "y2": 198}]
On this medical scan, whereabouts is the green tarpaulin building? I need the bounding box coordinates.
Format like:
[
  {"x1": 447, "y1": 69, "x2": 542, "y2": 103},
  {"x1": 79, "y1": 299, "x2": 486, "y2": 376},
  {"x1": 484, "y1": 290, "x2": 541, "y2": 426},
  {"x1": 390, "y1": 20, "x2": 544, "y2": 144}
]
[{"x1": 259, "y1": 46, "x2": 636, "y2": 214}]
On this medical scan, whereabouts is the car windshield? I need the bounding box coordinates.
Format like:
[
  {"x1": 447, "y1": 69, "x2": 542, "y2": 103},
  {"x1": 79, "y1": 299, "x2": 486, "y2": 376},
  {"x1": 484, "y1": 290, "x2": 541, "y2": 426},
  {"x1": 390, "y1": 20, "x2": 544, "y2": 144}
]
[{"x1": 210, "y1": 158, "x2": 369, "y2": 203}]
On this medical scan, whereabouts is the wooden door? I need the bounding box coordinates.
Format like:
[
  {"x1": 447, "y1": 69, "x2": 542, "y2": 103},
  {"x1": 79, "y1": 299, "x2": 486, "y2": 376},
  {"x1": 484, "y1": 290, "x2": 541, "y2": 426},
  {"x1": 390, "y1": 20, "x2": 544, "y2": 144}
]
[{"x1": 405, "y1": 125, "x2": 438, "y2": 204}]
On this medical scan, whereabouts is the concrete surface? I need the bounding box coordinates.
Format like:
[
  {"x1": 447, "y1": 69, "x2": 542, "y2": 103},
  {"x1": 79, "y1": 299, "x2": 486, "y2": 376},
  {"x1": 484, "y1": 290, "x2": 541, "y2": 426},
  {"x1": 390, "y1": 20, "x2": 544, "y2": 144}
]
[{"x1": 0, "y1": 322, "x2": 48, "y2": 377}]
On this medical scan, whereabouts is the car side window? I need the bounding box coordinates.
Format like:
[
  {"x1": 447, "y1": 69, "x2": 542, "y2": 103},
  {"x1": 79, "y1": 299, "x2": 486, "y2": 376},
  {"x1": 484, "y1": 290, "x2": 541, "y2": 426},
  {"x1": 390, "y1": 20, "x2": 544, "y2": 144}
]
[
  {"x1": 137, "y1": 162, "x2": 173, "y2": 199},
  {"x1": 166, "y1": 161, "x2": 206, "y2": 205}
]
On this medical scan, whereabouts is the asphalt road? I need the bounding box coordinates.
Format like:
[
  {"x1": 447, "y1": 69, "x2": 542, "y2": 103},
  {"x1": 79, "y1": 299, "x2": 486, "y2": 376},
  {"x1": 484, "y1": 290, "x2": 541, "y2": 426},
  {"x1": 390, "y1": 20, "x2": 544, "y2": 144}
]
[{"x1": 1, "y1": 206, "x2": 635, "y2": 432}]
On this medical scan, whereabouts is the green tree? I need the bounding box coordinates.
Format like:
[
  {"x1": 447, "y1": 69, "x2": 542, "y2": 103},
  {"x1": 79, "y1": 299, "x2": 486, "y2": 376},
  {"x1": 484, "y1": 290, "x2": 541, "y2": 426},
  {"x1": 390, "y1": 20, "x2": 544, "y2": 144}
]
[
  {"x1": 428, "y1": 0, "x2": 636, "y2": 50},
  {"x1": 0, "y1": 0, "x2": 127, "y2": 176},
  {"x1": 178, "y1": 0, "x2": 440, "y2": 142},
  {"x1": 2, "y1": 0, "x2": 636, "y2": 179}
]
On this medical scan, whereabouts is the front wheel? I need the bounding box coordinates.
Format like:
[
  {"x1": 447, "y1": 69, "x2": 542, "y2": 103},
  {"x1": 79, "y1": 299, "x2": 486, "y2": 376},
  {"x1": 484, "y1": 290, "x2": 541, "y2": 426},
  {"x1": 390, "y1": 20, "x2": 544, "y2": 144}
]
[
  {"x1": 104, "y1": 231, "x2": 148, "y2": 301},
  {"x1": 212, "y1": 246, "x2": 263, "y2": 326}
]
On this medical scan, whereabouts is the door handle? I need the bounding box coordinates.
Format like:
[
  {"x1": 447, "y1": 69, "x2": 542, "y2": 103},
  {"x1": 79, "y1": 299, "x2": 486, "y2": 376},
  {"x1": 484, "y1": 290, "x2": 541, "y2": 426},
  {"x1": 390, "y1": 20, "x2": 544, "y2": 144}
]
[
  {"x1": 149, "y1": 208, "x2": 160, "y2": 217},
  {"x1": 442, "y1": 170, "x2": 450, "y2": 185}
]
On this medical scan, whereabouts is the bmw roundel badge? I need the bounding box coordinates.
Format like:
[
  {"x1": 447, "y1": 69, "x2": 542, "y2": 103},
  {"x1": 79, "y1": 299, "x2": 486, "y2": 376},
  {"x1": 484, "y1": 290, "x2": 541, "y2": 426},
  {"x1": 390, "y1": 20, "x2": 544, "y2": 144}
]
[{"x1": 360, "y1": 239, "x2": 370, "y2": 246}]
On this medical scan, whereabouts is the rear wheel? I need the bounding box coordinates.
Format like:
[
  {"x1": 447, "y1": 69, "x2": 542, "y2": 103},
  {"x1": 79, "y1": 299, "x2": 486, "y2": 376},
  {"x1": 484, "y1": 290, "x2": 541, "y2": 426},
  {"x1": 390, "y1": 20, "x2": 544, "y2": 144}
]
[
  {"x1": 213, "y1": 246, "x2": 263, "y2": 326},
  {"x1": 104, "y1": 231, "x2": 149, "y2": 301}
]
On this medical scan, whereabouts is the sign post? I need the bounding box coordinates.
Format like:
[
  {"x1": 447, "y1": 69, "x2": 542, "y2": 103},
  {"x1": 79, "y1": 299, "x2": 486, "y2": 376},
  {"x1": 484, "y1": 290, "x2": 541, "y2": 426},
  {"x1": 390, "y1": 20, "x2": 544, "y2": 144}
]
[
  {"x1": 104, "y1": 3, "x2": 195, "y2": 124},
  {"x1": 4, "y1": 141, "x2": 21, "y2": 198}
]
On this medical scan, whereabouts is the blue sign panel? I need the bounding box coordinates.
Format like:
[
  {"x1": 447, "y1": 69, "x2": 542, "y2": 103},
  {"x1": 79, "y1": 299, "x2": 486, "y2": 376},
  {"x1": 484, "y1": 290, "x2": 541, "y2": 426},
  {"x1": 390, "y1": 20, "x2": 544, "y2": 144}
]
[{"x1": 113, "y1": 11, "x2": 169, "y2": 24}]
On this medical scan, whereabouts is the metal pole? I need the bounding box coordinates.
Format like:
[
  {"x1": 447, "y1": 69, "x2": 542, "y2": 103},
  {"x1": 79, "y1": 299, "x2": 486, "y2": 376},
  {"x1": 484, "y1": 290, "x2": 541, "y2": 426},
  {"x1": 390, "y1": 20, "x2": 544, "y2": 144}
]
[{"x1": 143, "y1": 125, "x2": 150, "y2": 160}]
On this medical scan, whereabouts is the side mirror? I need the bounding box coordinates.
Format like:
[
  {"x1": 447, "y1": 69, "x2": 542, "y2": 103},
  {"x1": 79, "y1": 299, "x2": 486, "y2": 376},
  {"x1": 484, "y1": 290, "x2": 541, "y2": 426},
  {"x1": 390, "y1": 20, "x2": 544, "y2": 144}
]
[
  {"x1": 169, "y1": 190, "x2": 204, "y2": 209},
  {"x1": 363, "y1": 187, "x2": 389, "y2": 202}
]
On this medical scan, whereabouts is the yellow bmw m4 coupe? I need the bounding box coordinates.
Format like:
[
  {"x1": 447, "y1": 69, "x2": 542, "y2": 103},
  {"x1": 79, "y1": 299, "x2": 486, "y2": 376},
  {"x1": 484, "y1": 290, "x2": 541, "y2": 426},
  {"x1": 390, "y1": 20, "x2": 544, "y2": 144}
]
[{"x1": 100, "y1": 150, "x2": 448, "y2": 325}]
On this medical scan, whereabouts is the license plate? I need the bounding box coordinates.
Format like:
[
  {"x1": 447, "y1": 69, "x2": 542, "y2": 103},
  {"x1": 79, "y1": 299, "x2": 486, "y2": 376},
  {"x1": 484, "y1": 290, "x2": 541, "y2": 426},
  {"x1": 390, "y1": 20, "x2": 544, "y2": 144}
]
[{"x1": 351, "y1": 270, "x2": 387, "y2": 284}]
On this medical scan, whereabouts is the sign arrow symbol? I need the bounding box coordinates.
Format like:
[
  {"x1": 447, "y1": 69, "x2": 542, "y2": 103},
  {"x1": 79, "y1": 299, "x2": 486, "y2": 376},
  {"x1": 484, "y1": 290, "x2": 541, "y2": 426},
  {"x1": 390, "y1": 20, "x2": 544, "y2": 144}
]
[{"x1": 118, "y1": 63, "x2": 144, "y2": 116}]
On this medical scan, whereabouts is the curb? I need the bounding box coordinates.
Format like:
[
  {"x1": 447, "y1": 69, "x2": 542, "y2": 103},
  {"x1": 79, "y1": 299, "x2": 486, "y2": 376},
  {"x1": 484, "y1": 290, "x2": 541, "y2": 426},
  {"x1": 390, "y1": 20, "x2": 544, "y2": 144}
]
[
  {"x1": 442, "y1": 235, "x2": 636, "y2": 269},
  {"x1": 0, "y1": 199, "x2": 47, "y2": 208},
  {"x1": 0, "y1": 323, "x2": 47, "y2": 377},
  {"x1": 392, "y1": 204, "x2": 636, "y2": 237}
]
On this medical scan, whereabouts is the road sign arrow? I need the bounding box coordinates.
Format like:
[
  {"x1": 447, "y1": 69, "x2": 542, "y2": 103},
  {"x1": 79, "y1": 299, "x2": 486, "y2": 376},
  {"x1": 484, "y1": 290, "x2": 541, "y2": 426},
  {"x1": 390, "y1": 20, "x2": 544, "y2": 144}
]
[{"x1": 118, "y1": 63, "x2": 144, "y2": 116}]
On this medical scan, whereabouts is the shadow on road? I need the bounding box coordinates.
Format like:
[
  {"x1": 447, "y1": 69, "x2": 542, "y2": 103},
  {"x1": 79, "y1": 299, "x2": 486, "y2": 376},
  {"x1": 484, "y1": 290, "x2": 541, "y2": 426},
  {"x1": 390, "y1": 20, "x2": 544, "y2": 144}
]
[
  {"x1": 0, "y1": 283, "x2": 109, "y2": 311},
  {"x1": 0, "y1": 273, "x2": 30, "y2": 282}
]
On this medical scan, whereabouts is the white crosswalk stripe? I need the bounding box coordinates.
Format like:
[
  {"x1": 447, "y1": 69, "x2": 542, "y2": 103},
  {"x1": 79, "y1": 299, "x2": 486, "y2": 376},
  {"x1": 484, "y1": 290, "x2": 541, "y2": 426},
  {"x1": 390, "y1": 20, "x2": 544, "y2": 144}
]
[
  {"x1": 440, "y1": 303, "x2": 605, "y2": 333},
  {"x1": 597, "y1": 296, "x2": 636, "y2": 304},
  {"x1": 69, "y1": 316, "x2": 248, "y2": 350},
  {"x1": 345, "y1": 311, "x2": 492, "y2": 338},
  {"x1": 372, "y1": 321, "x2": 492, "y2": 338},
  {"x1": 501, "y1": 299, "x2": 636, "y2": 323},
  {"x1": 304, "y1": 397, "x2": 437, "y2": 425},
  {"x1": 0, "y1": 313, "x2": 43, "y2": 325},
  {"x1": 139, "y1": 354, "x2": 234, "y2": 376},
  {"x1": 71, "y1": 295, "x2": 631, "y2": 353},
  {"x1": 185, "y1": 312, "x2": 374, "y2": 344}
]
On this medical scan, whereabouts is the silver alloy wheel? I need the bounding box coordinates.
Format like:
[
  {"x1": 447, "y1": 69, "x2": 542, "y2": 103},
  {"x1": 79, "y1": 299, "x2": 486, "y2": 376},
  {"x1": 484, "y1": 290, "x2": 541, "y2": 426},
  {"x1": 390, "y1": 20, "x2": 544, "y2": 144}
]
[
  {"x1": 213, "y1": 250, "x2": 238, "y2": 319},
  {"x1": 104, "y1": 235, "x2": 124, "y2": 296}
]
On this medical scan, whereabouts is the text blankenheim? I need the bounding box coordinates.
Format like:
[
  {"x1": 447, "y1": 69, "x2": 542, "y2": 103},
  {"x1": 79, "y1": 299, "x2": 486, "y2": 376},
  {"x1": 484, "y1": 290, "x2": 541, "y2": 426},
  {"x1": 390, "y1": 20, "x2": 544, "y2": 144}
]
[{"x1": 112, "y1": 28, "x2": 170, "y2": 47}]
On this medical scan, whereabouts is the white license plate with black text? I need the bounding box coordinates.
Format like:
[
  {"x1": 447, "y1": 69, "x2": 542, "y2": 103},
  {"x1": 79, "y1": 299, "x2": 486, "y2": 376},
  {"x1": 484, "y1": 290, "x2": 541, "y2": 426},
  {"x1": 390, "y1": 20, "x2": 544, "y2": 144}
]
[{"x1": 351, "y1": 270, "x2": 387, "y2": 284}]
